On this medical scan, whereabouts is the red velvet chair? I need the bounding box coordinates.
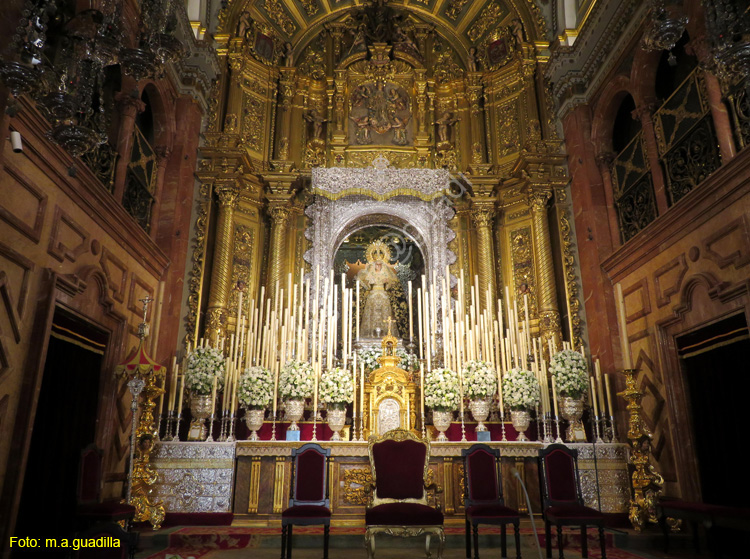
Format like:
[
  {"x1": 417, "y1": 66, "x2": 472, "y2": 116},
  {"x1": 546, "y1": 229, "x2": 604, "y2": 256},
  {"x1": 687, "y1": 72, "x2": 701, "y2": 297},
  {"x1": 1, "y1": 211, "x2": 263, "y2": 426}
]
[
  {"x1": 365, "y1": 429, "x2": 444, "y2": 559},
  {"x1": 462, "y1": 444, "x2": 521, "y2": 559},
  {"x1": 538, "y1": 444, "x2": 606, "y2": 559},
  {"x1": 281, "y1": 443, "x2": 331, "y2": 559},
  {"x1": 77, "y1": 445, "x2": 136, "y2": 527}
]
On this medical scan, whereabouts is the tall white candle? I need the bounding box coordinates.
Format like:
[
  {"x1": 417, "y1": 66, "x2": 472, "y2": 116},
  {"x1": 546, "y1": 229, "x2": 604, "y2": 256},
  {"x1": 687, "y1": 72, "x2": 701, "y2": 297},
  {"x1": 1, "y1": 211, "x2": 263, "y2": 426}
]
[{"x1": 615, "y1": 283, "x2": 633, "y2": 369}]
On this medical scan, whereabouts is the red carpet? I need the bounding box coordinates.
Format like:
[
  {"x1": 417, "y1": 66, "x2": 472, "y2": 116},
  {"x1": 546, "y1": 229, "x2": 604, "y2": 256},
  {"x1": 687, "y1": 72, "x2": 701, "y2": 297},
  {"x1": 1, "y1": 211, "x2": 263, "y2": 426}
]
[{"x1": 143, "y1": 526, "x2": 649, "y2": 559}]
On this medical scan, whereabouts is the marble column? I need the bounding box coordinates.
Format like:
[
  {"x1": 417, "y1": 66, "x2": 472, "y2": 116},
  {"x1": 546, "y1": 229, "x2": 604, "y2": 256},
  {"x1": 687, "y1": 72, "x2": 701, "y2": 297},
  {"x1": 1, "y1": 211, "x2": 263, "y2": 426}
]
[
  {"x1": 529, "y1": 190, "x2": 561, "y2": 349},
  {"x1": 595, "y1": 152, "x2": 621, "y2": 248},
  {"x1": 633, "y1": 104, "x2": 669, "y2": 215},
  {"x1": 112, "y1": 92, "x2": 145, "y2": 202},
  {"x1": 205, "y1": 181, "x2": 241, "y2": 343},
  {"x1": 470, "y1": 206, "x2": 497, "y2": 310}
]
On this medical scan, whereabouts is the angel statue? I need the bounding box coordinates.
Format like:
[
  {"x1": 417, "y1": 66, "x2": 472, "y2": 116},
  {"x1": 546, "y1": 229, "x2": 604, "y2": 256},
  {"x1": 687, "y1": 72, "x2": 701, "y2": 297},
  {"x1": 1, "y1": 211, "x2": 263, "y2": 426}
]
[
  {"x1": 435, "y1": 111, "x2": 459, "y2": 144},
  {"x1": 357, "y1": 240, "x2": 400, "y2": 339}
]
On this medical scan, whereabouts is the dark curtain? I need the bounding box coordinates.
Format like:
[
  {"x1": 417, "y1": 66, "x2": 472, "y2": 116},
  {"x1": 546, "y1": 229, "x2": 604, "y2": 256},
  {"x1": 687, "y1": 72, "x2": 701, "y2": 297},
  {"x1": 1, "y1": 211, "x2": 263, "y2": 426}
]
[
  {"x1": 683, "y1": 338, "x2": 750, "y2": 507},
  {"x1": 13, "y1": 332, "x2": 102, "y2": 543}
]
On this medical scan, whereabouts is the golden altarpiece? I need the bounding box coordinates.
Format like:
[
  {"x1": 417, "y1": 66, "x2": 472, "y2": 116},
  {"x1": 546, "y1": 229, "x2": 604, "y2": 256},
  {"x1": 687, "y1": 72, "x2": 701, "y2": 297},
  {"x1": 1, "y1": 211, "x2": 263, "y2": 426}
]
[{"x1": 146, "y1": 0, "x2": 634, "y2": 525}]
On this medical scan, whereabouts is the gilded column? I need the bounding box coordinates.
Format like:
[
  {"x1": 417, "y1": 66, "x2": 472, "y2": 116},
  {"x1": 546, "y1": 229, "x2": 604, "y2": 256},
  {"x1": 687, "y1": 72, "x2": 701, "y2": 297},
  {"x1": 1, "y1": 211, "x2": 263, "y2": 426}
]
[
  {"x1": 267, "y1": 203, "x2": 291, "y2": 298},
  {"x1": 205, "y1": 181, "x2": 241, "y2": 342},
  {"x1": 470, "y1": 206, "x2": 497, "y2": 310},
  {"x1": 274, "y1": 67, "x2": 297, "y2": 160},
  {"x1": 529, "y1": 189, "x2": 561, "y2": 349},
  {"x1": 466, "y1": 73, "x2": 485, "y2": 165}
]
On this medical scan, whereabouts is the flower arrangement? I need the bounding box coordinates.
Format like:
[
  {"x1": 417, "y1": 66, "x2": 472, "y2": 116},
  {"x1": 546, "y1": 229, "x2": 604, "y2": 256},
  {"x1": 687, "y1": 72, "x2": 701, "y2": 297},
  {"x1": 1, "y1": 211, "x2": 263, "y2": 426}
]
[
  {"x1": 237, "y1": 366, "x2": 274, "y2": 409},
  {"x1": 319, "y1": 367, "x2": 354, "y2": 409},
  {"x1": 279, "y1": 359, "x2": 315, "y2": 400},
  {"x1": 424, "y1": 368, "x2": 461, "y2": 411},
  {"x1": 356, "y1": 347, "x2": 418, "y2": 372},
  {"x1": 502, "y1": 368, "x2": 541, "y2": 410},
  {"x1": 549, "y1": 349, "x2": 588, "y2": 399},
  {"x1": 461, "y1": 360, "x2": 497, "y2": 400},
  {"x1": 185, "y1": 346, "x2": 225, "y2": 395}
]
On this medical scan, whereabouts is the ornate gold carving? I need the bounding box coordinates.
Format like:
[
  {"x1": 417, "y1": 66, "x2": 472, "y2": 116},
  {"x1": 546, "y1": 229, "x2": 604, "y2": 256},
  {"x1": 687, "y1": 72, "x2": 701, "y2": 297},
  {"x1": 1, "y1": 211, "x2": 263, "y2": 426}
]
[
  {"x1": 621, "y1": 369, "x2": 664, "y2": 531},
  {"x1": 510, "y1": 226, "x2": 537, "y2": 320},
  {"x1": 299, "y1": 0, "x2": 319, "y2": 17},
  {"x1": 186, "y1": 180, "x2": 211, "y2": 347},
  {"x1": 242, "y1": 95, "x2": 265, "y2": 154},
  {"x1": 264, "y1": 0, "x2": 297, "y2": 36},
  {"x1": 472, "y1": 207, "x2": 497, "y2": 308},
  {"x1": 468, "y1": 2, "x2": 506, "y2": 43},
  {"x1": 342, "y1": 467, "x2": 373, "y2": 505},
  {"x1": 497, "y1": 101, "x2": 520, "y2": 159},
  {"x1": 445, "y1": 0, "x2": 471, "y2": 21},
  {"x1": 529, "y1": 189, "x2": 560, "y2": 347},
  {"x1": 248, "y1": 457, "x2": 262, "y2": 513},
  {"x1": 228, "y1": 225, "x2": 254, "y2": 320},
  {"x1": 560, "y1": 211, "x2": 583, "y2": 349}
]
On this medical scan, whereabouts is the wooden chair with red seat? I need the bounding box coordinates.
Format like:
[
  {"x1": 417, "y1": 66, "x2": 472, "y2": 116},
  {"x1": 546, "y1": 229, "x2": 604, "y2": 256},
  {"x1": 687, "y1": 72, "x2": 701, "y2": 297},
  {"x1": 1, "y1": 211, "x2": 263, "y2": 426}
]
[
  {"x1": 281, "y1": 443, "x2": 332, "y2": 559},
  {"x1": 76, "y1": 445, "x2": 136, "y2": 528},
  {"x1": 364, "y1": 429, "x2": 444, "y2": 559},
  {"x1": 462, "y1": 444, "x2": 521, "y2": 559},
  {"x1": 538, "y1": 444, "x2": 606, "y2": 559}
]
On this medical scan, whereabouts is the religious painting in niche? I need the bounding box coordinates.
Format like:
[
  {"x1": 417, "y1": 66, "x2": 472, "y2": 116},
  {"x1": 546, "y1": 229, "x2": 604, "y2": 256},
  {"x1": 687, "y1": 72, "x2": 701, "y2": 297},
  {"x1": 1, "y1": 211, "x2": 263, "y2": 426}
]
[
  {"x1": 486, "y1": 36, "x2": 509, "y2": 67},
  {"x1": 348, "y1": 81, "x2": 413, "y2": 146},
  {"x1": 253, "y1": 31, "x2": 275, "y2": 62},
  {"x1": 334, "y1": 226, "x2": 424, "y2": 343}
]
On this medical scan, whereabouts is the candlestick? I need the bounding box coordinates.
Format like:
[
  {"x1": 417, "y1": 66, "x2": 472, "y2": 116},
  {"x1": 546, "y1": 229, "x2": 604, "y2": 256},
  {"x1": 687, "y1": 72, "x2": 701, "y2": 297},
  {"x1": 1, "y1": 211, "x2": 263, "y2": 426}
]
[{"x1": 615, "y1": 283, "x2": 633, "y2": 368}]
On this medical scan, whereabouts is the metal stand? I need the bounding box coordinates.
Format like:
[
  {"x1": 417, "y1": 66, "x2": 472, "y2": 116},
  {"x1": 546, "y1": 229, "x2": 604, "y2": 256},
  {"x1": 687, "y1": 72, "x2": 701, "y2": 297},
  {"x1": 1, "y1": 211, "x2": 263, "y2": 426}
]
[
  {"x1": 205, "y1": 413, "x2": 215, "y2": 442},
  {"x1": 553, "y1": 414, "x2": 563, "y2": 443}
]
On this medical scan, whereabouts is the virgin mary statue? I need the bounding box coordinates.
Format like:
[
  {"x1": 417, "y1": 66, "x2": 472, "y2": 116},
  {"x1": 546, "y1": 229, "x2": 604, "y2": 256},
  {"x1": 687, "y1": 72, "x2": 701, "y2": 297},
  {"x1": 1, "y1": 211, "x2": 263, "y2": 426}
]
[{"x1": 357, "y1": 240, "x2": 400, "y2": 339}]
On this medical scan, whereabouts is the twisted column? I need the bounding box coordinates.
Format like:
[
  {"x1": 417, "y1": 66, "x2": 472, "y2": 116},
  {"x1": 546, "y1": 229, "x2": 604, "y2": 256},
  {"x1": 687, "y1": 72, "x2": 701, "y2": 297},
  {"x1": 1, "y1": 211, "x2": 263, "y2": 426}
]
[
  {"x1": 267, "y1": 204, "x2": 291, "y2": 300},
  {"x1": 471, "y1": 207, "x2": 497, "y2": 310},
  {"x1": 529, "y1": 190, "x2": 561, "y2": 349},
  {"x1": 205, "y1": 182, "x2": 241, "y2": 343}
]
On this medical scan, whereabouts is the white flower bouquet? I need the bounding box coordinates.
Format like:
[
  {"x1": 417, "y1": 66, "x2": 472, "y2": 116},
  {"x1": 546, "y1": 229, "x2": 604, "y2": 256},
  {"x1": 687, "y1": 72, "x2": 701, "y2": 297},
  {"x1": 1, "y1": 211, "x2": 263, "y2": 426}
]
[
  {"x1": 424, "y1": 368, "x2": 461, "y2": 411},
  {"x1": 279, "y1": 359, "x2": 315, "y2": 400},
  {"x1": 356, "y1": 347, "x2": 418, "y2": 372},
  {"x1": 185, "y1": 346, "x2": 225, "y2": 395},
  {"x1": 237, "y1": 366, "x2": 274, "y2": 409},
  {"x1": 502, "y1": 368, "x2": 541, "y2": 410},
  {"x1": 549, "y1": 349, "x2": 588, "y2": 399},
  {"x1": 319, "y1": 367, "x2": 354, "y2": 409},
  {"x1": 461, "y1": 360, "x2": 497, "y2": 400}
]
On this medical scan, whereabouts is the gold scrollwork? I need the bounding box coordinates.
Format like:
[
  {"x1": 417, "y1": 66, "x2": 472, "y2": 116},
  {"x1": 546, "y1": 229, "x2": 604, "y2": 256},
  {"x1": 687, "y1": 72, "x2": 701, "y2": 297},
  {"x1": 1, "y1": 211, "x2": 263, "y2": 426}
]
[{"x1": 342, "y1": 467, "x2": 373, "y2": 505}]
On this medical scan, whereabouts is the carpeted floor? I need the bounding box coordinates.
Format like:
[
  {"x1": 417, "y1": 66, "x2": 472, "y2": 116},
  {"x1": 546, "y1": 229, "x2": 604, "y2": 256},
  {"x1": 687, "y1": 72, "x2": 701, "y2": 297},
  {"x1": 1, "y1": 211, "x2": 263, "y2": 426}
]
[{"x1": 135, "y1": 525, "x2": 677, "y2": 559}]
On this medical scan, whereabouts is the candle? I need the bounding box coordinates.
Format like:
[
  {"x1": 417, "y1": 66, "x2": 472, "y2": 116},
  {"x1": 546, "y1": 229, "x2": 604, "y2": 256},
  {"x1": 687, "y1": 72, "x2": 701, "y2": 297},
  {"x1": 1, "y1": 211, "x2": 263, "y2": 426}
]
[
  {"x1": 590, "y1": 376, "x2": 599, "y2": 417},
  {"x1": 352, "y1": 353, "x2": 357, "y2": 422},
  {"x1": 594, "y1": 359, "x2": 606, "y2": 416},
  {"x1": 420, "y1": 362, "x2": 425, "y2": 421},
  {"x1": 417, "y1": 288, "x2": 424, "y2": 359},
  {"x1": 615, "y1": 283, "x2": 633, "y2": 369},
  {"x1": 604, "y1": 374, "x2": 614, "y2": 417},
  {"x1": 551, "y1": 376, "x2": 559, "y2": 417},
  {"x1": 356, "y1": 279, "x2": 361, "y2": 341},
  {"x1": 360, "y1": 362, "x2": 365, "y2": 422},
  {"x1": 313, "y1": 362, "x2": 319, "y2": 424},
  {"x1": 158, "y1": 374, "x2": 165, "y2": 418},
  {"x1": 272, "y1": 365, "x2": 279, "y2": 419},
  {"x1": 210, "y1": 376, "x2": 218, "y2": 417},
  {"x1": 177, "y1": 372, "x2": 185, "y2": 414},
  {"x1": 408, "y1": 280, "x2": 413, "y2": 342}
]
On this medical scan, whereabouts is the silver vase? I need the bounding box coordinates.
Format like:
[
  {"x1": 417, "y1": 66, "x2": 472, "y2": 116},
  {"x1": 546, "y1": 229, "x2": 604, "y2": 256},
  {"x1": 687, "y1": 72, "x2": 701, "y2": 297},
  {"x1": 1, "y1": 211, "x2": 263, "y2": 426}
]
[
  {"x1": 432, "y1": 410, "x2": 453, "y2": 442},
  {"x1": 189, "y1": 393, "x2": 213, "y2": 441},
  {"x1": 285, "y1": 399, "x2": 305, "y2": 431},
  {"x1": 510, "y1": 409, "x2": 531, "y2": 441},
  {"x1": 245, "y1": 408, "x2": 265, "y2": 441},
  {"x1": 470, "y1": 398, "x2": 491, "y2": 432},
  {"x1": 561, "y1": 396, "x2": 586, "y2": 442},
  {"x1": 327, "y1": 407, "x2": 347, "y2": 441}
]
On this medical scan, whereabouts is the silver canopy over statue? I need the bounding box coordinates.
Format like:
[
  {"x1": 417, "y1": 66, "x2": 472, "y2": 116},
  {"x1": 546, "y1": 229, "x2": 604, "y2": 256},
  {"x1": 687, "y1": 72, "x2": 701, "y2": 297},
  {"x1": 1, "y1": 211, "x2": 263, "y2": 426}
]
[{"x1": 357, "y1": 240, "x2": 400, "y2": 339}]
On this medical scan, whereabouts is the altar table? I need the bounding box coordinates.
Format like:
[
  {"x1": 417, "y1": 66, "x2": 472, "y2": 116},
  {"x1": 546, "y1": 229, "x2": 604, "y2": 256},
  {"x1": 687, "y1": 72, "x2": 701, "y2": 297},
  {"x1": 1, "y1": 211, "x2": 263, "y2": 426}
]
[{"x1": 151, "y1": 440, "x2": 630, "y2": 524}]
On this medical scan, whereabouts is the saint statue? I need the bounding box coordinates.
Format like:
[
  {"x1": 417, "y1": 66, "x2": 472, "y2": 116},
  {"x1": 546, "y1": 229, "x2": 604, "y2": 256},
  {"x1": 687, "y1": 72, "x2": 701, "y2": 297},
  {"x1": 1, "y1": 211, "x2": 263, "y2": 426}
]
[{"x1": 357, "y1": 240, "x2": 400, "y2": 339}]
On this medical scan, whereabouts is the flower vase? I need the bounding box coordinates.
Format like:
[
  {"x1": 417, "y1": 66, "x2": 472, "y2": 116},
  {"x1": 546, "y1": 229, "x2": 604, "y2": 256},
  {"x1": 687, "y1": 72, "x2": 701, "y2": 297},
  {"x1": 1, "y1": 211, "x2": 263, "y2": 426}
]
[
  {"x1": 432, "y1": 410, "x2": 453, "y2": 442},
  {"x1": 327, "y1": 406, "x2": 347, "y2": 441},
  {"x1": 189, "y1": 393, "x2": 213, "y2": 441},
  {"x1": 561, "y1": 396, "x2": 586, "y2": 442},
  {"x1": 285, "y1": 399, "x2": 305, "y2": 431},
  {"x1": 245, "y1": 408, "x2": 265, "y2": 441},
  {"x1": 510, "y1": 409, "x2": 531, "y2": 441},
  {"x1": 469, "y1": 398, "x2": 491, "y2": 432}
]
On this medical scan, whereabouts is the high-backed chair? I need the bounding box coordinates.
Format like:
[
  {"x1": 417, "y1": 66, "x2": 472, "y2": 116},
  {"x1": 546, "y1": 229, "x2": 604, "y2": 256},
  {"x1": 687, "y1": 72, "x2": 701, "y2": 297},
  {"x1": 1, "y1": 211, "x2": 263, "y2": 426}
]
[
  {"x1": 538, "y1": 444, "x2": 606, "y2": 559},
  {"x1": 462, "y1": 444, "x2": 521, "y2": 559},
  {"x1": 365, "y1": 429, "x2": 444, "y2": 559},
  {"x1": 281, "y1": 443, "x2": 332, "y2": 559},
  {"x1": 76, "y1": 445, "x2": 136, "y2": 527}
]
